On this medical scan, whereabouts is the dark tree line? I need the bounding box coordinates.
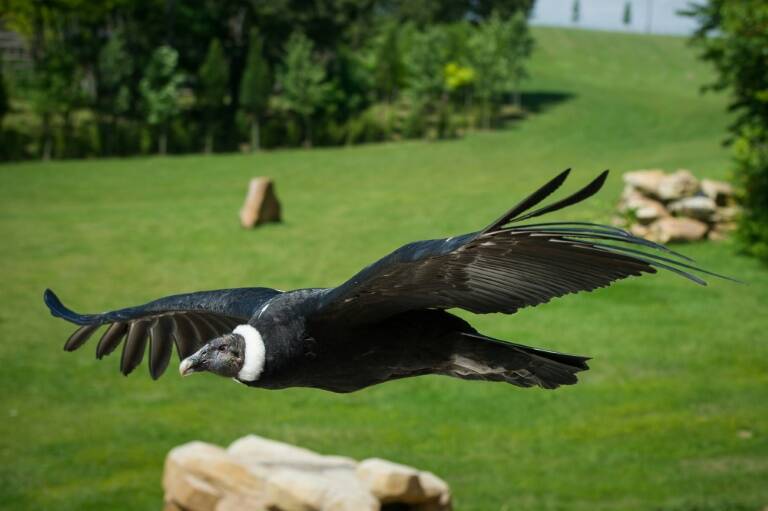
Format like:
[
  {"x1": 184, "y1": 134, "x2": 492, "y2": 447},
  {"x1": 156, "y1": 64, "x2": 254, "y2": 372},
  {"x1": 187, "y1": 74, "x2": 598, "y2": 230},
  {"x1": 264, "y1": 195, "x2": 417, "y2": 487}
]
[{"x1": 0, "y1": 0, "x2": 534, "y2": 160}]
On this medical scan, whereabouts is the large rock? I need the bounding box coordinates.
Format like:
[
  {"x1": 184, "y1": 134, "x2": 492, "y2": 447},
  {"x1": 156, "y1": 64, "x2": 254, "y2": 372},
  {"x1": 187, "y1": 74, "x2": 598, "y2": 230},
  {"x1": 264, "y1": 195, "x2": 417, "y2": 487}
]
[
  {"x1": 667, "y1": 196, "x2": 717, "y2": 221},
  {"x1": 712, "y1": 205, "x2": 741, "y2": 224},
  {"x1": 657, "y1": 169, "x2": 699, "y2": 201},
  {"x1": 708, "y1": 222, "x2": 738, "y2": 241},
  {"x1": 623, "y1": 170, "x2": 666, "y2": 197},
  {"x1": 701, "y1": 178, "x2": 734, "y2": 206},
  {"x1": 357, "y1": 458, "x2": 452, "y2": 510},
  {"x1": 240, "y1": 177, "x2": 282, "y2": 228},
  {"x1": 163, "y1": 441, "x2": 268, "y2": 511},
  {"x1": 618, "y1": 189, "x2": 669, "y2": 225},
  {"x1": 164, "y1": 436, "x2": 453, "y2": 511},
  {"x1": 228, "y1": 436, "x2": 376, "y2": 511},
  {"x1": 649, "y1": 217, "x2": 709, "y2": 243}
]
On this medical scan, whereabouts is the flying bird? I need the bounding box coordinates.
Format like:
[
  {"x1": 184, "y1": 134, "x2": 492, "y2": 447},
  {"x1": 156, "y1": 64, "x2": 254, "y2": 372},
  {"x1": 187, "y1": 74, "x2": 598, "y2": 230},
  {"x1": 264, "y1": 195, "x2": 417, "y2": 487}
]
[{"x1": 44, "y1": 170, "x2": 728, "y2": 393}]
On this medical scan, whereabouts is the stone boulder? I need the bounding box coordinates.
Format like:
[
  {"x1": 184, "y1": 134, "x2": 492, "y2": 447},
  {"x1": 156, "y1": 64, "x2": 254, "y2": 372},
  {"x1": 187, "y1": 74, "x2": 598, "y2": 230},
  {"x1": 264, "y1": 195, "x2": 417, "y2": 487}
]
[
  {"x1": 712, "y1": 206, "x2": 741, "y2": 224},
  {"x1": 701, "y1": 178, "x2": 734, "y2": 206},
  {"x1": 618, "y1": 189, "x2": 669, "y2": 225},
  {"x1": 649, "y1": 217, "x2": 709, "y2": 244},
  {"x1": 622, "y1": 169, "x2": 666, "y2": 197},
  {"x1": 657, "y1": 169, "x2": 699, "y2": 201},
  {"x1": 163, "y1": 436, "x2": 452, "y2": 511},
  {"x1": 163, "y1": 441, "x2": 268, "y2": 511},
  {"x1": 228, "y1": 436, "x2": 377, "y2": 511},
  {"x1": 240, "y1": 177, "x2": 282, "y2": 228},
  {"x1": 357, "y1": 458, "x2": 452, "y2": 511},
  {"x1": 667, "y1": 196, "x2": 717, "y2": 221}
]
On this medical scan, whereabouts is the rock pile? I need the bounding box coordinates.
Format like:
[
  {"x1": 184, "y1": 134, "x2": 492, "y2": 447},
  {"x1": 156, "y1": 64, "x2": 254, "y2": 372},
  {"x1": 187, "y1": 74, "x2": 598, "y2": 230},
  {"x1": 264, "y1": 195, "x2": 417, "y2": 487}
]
[
  {"x1": 615, "y1": 169, "x2": 739, "y2": 243},
  {"x1": 163, "y1": 435, "x2": 452, "y2": 511}
]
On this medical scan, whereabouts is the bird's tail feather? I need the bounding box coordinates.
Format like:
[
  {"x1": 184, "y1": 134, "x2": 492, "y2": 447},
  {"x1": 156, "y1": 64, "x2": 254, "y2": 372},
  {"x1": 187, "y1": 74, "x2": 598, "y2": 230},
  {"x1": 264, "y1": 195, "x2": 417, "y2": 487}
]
[{"x1": 446, "y1": 332, "x2": 590, "y2": 389}]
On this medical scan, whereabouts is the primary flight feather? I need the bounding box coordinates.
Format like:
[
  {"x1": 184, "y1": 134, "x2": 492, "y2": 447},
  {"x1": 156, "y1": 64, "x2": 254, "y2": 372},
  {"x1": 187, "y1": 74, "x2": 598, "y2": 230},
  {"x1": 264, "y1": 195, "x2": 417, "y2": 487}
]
[{"x1": 44, "y1": 170, "x2": 728, "y2": 392}]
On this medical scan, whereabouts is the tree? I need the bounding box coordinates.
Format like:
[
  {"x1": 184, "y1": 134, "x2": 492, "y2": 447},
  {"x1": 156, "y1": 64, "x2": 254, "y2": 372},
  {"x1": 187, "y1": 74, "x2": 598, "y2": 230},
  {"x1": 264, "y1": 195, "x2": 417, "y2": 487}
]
[
  {"x1": 197, "y1": 39, "x2": 229, "y2": 153},
  {"x1": 404, "y1": 25, "x2": 449, "y2": 110},
  {"x1": 686, "y1": 1, "x2": 768, "y2": 262},
  {"x1": 140, "y1": 45, "x2": 184, "y2": 155},
  {"x1": 0, "y1": 60, "x2": 8, "y2": 131},
  {"x1": 239, "y1": 28, "x2": 272, "y2": 152},
  {"x1": 371, "y1": 22, "x2": 405, "y2": 104},
  {"x1": 277, "y1": 32, "x2": 328, "y2": 147},
  {"x1": 467, "y1": 13, "x2": 532, "y2": 126},
  {"x1": 623, "y1": 2, "x2": 632, "y2": 26},
  {"x1": 29, "y1": 47, "x2": 84, "y2": 160},
  {"x1": 506, "y1": 11, "x2": 534, "y2": 108},
  {"x1": 572, "y1": 0, "x2": 580, "y2": 23},
  {"x1": 97, "y1": 30, "x2": 133, "y2": 155}
]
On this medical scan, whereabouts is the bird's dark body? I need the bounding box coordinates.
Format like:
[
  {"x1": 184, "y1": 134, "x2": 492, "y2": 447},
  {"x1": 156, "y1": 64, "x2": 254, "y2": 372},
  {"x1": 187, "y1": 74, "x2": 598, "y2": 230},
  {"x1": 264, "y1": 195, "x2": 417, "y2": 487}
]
[
  {"x1": 44, "y1": 170, "x2": 729, "y2": 392},
  {"x1": 251, "y1": 307, "x2": 474, "y2": 393}
]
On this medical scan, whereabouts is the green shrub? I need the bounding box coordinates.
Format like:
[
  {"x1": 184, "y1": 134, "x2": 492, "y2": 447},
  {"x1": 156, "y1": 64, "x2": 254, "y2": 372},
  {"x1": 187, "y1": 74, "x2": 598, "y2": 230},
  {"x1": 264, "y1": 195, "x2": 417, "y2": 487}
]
[{"x1": 732, "y1": 123, "x2": 768, "y2": 260}]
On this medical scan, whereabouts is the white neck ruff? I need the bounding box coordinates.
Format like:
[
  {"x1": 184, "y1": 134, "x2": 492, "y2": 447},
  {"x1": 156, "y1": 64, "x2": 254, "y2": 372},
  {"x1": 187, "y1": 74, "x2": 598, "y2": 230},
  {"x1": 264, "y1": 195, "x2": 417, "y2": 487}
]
[{"x1": 234, "y1": 324, "x2": 266, "y2": 381}]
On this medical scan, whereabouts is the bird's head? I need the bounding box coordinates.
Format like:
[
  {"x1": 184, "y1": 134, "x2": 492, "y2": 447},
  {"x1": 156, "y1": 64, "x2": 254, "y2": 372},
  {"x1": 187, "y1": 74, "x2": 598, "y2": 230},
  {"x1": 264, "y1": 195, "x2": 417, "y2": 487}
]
[
  {"x1": 178, "y1": 325, "x2": 266, "y2": 381},
  {"x1": 179, "y1": 334, "x2": 245, "y2": 378}
]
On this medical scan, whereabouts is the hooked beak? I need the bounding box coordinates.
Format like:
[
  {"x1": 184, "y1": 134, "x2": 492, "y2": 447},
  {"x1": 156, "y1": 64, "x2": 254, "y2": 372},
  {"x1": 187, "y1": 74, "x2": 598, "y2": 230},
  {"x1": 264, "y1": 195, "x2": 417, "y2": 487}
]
[{"x1": 179, "y1": 348, "x2": 206, "y2": 377}]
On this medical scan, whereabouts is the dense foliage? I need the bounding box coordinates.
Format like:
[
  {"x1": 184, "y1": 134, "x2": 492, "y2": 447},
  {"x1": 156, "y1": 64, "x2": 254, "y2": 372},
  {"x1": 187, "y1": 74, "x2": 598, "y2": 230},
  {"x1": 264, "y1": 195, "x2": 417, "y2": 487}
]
[
  {"x1": 687, "y1": 0, "x2": 768, "y2": 262},
  {"x1": 0, "y1": 0, "x2": 534, "y2": 160}
]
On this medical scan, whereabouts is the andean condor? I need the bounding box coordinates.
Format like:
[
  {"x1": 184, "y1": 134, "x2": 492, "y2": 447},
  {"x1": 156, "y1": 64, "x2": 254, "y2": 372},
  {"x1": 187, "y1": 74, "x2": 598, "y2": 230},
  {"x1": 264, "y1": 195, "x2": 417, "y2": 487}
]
[{"x1": 44, "y1": 170, "x2": 730, "y2": 393}]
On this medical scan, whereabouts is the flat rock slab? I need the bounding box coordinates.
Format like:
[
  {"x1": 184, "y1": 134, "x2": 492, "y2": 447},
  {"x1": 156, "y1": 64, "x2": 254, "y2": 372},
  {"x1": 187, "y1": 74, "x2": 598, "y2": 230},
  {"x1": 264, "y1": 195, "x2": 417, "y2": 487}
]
[{"x1": 163, "y1": 436, "x2": 452, "y2": 511}]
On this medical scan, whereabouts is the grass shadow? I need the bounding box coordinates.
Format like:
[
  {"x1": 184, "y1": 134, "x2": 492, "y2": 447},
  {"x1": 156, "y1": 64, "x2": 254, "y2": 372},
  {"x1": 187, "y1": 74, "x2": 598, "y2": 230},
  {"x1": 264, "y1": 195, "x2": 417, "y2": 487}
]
[{"x1": 522, "y1": 90, "x2": 576, "y2": 114}]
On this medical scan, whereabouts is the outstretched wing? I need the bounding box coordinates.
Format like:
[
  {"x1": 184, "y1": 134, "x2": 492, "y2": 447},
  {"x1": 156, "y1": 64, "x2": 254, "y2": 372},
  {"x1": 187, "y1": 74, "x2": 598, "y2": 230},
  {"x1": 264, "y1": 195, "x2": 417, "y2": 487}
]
[
  {"x1": 44, "y1": 287, "x2": 279, "y2": 379},
  {"x1": 311, "y1": 170, "x2": 732, "y2": 327}
]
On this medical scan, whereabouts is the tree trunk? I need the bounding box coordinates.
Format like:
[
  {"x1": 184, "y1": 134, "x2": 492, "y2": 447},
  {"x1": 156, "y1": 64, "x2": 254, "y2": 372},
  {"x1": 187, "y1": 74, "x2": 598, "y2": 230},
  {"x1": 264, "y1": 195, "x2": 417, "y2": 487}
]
[
  {"x1": 62, "y1": 111, "x2": 72, "y2": 158},
  {"x1": 204, "y1": 127, "x2": 213, "y2": 154},
  {"x1": 250, "y1": 117, "x2": 260, "y2": 152},
  {"x1": 41, "y1": 113, "x2": 52, "y2": 161},
  {"x1": 303, "y1": 116, "x2": 312, "y2": 148},
  {"x1": 159, "y1": 125, "x2": 168, "y2": 155}
]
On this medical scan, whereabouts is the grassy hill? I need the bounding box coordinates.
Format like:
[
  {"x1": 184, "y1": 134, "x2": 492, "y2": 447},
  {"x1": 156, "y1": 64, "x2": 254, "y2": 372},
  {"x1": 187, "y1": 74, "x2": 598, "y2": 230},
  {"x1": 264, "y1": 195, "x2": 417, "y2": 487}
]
[{"x1": 1, "y1": 28, "x2": 766, "y2": 511}]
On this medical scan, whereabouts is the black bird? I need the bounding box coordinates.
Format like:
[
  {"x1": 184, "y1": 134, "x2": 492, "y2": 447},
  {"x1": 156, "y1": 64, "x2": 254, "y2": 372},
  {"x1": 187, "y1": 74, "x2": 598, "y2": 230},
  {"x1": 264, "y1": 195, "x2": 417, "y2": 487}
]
[{"x1": 44, "y1": 170, "x2": 728, "y2": 393}]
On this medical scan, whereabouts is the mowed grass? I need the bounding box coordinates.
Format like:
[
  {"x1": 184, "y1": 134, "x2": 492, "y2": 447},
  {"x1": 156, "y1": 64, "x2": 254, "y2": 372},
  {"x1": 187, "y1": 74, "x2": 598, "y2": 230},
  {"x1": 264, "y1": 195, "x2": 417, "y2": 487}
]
[{"x1": 2, "y1": 28, "x2": 767, "y2": 511}]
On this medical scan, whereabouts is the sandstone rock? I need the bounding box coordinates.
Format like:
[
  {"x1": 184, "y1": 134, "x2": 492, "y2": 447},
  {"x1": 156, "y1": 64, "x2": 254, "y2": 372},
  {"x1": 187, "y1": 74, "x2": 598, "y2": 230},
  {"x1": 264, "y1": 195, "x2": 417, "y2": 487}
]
[
  {"x1": 701, "y1": 178, "x2": 734, "y2": 206},
  {"x1": 167, "y1": 473, "x2": 222, "y2": 511},
  {"x1": 228, "y1": 435, "x2": 356, "y2": 469},
  {"x1": 712, "y1": 206, "x2": 741, "y2": 223},
  {"x1": 229, "y1": 435, "x2": 377, "y2": 511},
  {"x1": 165, "y1": 436, "x2": 453, "y2": 511},
  {"x1": 658, "y1": 169, "x2": 699, "y2": 201},
  {"x1": 667, "y1": 196, "x2": 717, "y2": 221},
  {"x1": 163, "y1": 500, "x2": 185, "y2": 511},
  {"x1": 163, "y1": 441, "x2": 268, "y2": 511},
  {"x1": 629, "y1": 224, "x2": 650, "y2": 238},
  {"x1": 649, "y1": 217, "x2": 709, "y2": 243},
  {"x1": 618, "y1": 191, "x2": 669, "y2": 225},
  {"x1": 708, "y1": 222, "x2": 737, "y2": 241},
  {"x1": 357, "y1": 458, "x2": 452, "y2": 510},
  {"x1": 240, "y1": 177, "x2": 281, "y2": 228},
  {"x1": 623, "y1": 170, "x2": 666, "y2": 197}
]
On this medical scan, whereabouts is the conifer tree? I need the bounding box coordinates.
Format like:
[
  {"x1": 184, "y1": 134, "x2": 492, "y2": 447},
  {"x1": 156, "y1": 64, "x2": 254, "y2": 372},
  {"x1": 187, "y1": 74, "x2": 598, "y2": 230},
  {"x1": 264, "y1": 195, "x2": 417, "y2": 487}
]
[
  {"x1": 198, "y1": 39, "x2": 229, "y2": 153},
  {"x1": 0, "y1": 60, "x2": 8, "y2": 131},
  {"x1": 278, "y1": 32, "x2": 328, "y2": 147},
  {"x1": 239, "y1": 29, "x2": 272, "y2": 152},
  {"x1": 139, "y1": 45, "x2": 184, "y2": 155}
]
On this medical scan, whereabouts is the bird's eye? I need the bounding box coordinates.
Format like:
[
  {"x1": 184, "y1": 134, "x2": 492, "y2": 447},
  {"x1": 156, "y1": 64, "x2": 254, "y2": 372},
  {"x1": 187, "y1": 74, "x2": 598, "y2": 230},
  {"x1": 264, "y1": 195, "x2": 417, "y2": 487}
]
[{"x1": 217, "y1": 345, "x2": 227, "y2": 352}]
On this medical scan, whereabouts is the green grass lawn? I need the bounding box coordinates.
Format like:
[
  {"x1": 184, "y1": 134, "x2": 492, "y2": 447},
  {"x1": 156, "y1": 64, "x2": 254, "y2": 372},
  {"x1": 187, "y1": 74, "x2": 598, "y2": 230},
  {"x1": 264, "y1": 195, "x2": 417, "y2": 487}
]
[{"x1": 2, "y1": 28, "x2": 767, "y2": 511}]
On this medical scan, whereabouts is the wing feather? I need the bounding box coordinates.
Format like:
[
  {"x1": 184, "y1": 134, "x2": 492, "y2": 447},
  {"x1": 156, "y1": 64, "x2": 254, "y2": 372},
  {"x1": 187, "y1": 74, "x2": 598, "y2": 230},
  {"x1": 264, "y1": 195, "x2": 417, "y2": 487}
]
[
  {"x1": 44, "y1": 287, "x2": 279, "y2": 378},
  {"x1": 312, "y1": 171, "x2": 728, "y2": 326}
]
